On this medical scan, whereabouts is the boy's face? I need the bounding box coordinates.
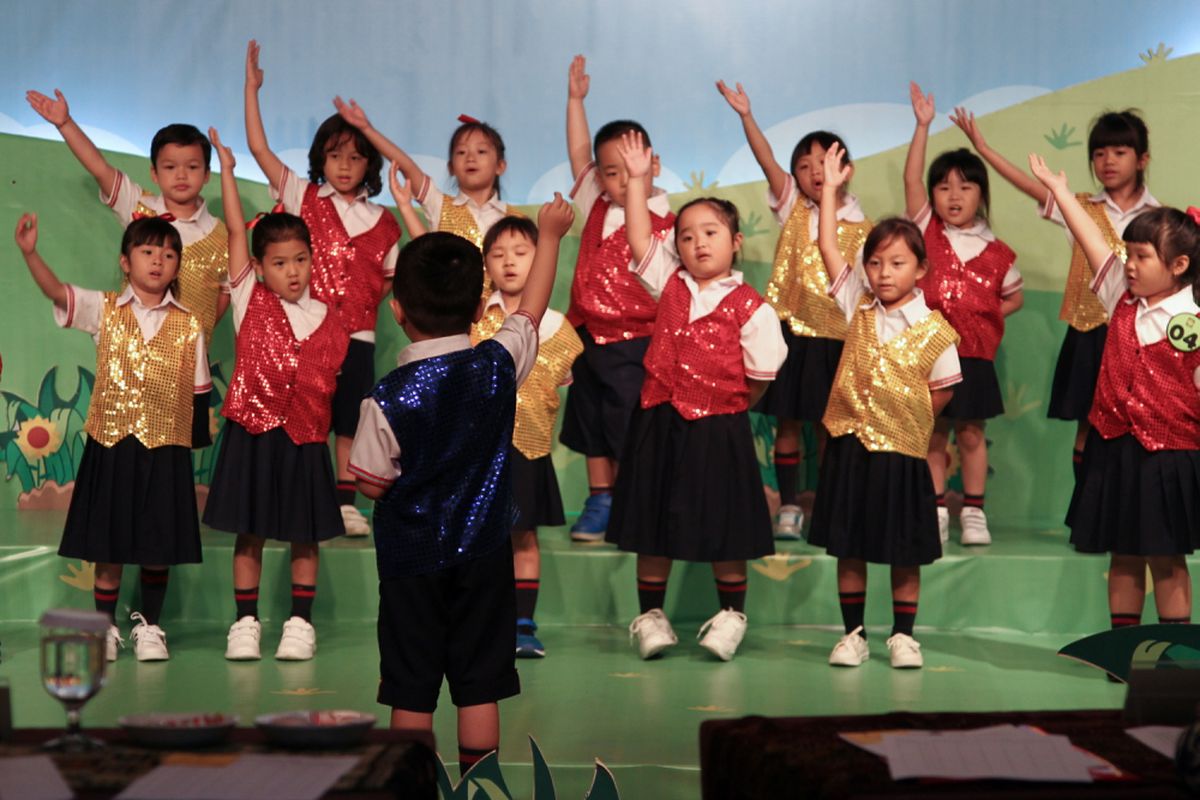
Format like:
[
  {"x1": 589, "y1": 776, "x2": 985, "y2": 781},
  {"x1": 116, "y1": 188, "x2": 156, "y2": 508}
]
[
  {"x1": 150, "y1": 142, "x2": 210, "y2": 208},
  {"x1": 255, "y1": 238, "x2": 313, "y2": 303},
  {"x1": 484, "y1": 229, "x2": 535, "y2": 296},
  {"x1": 323, "y1": 135, "x2": 369, "y2": 198},
  {"x1": 596, "y1": 138, "x2": 660, "y2": 208}
]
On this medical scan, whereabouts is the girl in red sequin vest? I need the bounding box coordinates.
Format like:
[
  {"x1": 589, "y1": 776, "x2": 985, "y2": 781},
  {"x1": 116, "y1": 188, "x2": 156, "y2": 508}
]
[
  {"x1": 1032, "y1": 153, "x2": 1200, "y2": 633},
  {"x1": 904, "y1": 82, "x2": 1025, "y2": 548},
  {"x1": 607, "y1": 132, "x2": 787, "y2": 663}
]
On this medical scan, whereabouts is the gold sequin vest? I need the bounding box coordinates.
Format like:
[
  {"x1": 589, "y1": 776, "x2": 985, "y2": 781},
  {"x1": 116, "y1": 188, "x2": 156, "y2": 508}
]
[
  {"x1": 85, "y1": 293, "x2": 200, "y2": 448},
  {"x1": 767, "y1": 200, "x2": 871, "y2": 340},
  {"x1": 1060, "y1": 194, "x2": 1123, "y2": 332},
  {"x1": 823, "y1": 302, "x2": 960, "y2": 459},
  {"x1": 471, "y1": 306, "x2": 583, "y2": 459}
]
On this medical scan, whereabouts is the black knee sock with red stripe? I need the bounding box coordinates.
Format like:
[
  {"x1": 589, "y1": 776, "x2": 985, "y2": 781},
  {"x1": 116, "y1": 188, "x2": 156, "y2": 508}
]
[
  {"x1": 589, "y1": 485, "x2": 612, "y2": 496},
  {"x1": 892, "y1": 599, "x2": 918, "y2": 637},
  {"x1": 336, "y1": 481, "x2": 356, "y2": 507},
  {"x1": 94, "y1": 586, "x2": 120, "y2": 622},
  {"x1": 290, "y1": 584, "x2": 316, "y2": 621},
  {"x1": 458, "y1": 745, "x2": 493, "y2": 777},
  {"x1": 139, "y1": 567, "x2": 169, "y2": 626},
  {"x1": 1160, "y1": 615, "x2": 1191, "y2": 624},
  {"x1": 963, "y1": 493, "x2": 985, "y2": 511},
  {"x1": 235, "y1": 586, "x2": 260, "y2": 621},
  {"x1": 715, "y1": 578, "x2": 747, "y2": 613},
  {"x1": 515, "y1": 579, "x2": 539, "y2": 632},
  {"x1": 638, "y1": 578, "x2": 667, "y2": 614},
  {"x1": 774, "y1": 450, "x2": 801, "y2": 507},
  {"x1": 936, "y1": 493, "x2": 947, "y2": 509},
  {"x1": 1111, "y1": 612, "x2": 1141, "y2": 629},
  {"x1": 839, "y1": 591, "x2": 866, "y2": 637}
]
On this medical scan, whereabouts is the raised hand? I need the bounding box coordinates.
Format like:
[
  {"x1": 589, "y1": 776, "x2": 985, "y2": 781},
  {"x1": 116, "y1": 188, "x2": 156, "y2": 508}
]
[
  {"x1": 209, "y1": 127, "x2": 236, "y2": 171},
  {"x1": 823, "y1": 143, "x2": 852, "y2": 190},
  {"x1": 26, "y1": 89, "x2": 70, "y2": 127},
  {"x1": 910, "y1": 81, "x2": 935, "y2": 126},
  {"x1": 616, "y1": 131, "x2": 653, "y2": 179},
  {"x1": 1028, "y1": 153, "x2": 1070, "y2": 193},
  {"x1": 950, "y1": 107, "x2": 986, "y2": 149},
  {"x1": 715, "y1": 80, "x2": 751, "y2": 116},
  {"x1": 246, "y1": 39, "x2": 264, "y2": 90},
  {"x1": 334, "y1": 96, "x2": 371, "y2": 130},
  {"x1": 537, "y1": 192, "x2": 575, "y2": 238},
  {"x1": 14, "y1": 213, "x2": 38, "y2": 255},
  {"x1": 388, "y1": 162, "x2": 411, "y2": 205},
  {"x1": 568, "y1": 55, "x2": 590, "y2": 100}
]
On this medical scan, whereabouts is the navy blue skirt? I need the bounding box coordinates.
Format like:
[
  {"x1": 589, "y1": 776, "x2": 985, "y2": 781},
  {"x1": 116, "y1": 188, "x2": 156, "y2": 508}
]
[
  {"x1": 940, "y1": 357, "x2": 1004, "y2": 421},
  {"x1": 1048, "y1": 325, "x2": 1107, "y2": 422},
  {"x1": 754, "y1": 324, "x2": 843, "y2": 422},
  {"x1": 511, "y1": 448, "x2": 565, "y2": 530}
]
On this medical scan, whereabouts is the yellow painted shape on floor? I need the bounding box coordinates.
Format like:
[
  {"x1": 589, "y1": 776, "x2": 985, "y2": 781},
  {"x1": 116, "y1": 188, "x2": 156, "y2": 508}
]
[
  {"x1": 688, "y1": 705, "x2": 734, "y2": 713},
  {"x1": 786, "y1": 640, "x2": 813, "y2": 646},
  {"x1": 271, "y1": 687, "x2": 335, "y2": 696},
  {"x1": 609, "y1": 672, "x2": 644, "y2": 679},
  {"x1": 59, "y1": 560, "x2": 94, "y2": 591},
  {"x1": 751, "y1": 553, "x2": 812, "y2": 581},
  {"x1": 926, "y1": 666, "x2": 965, "y2": 673}
]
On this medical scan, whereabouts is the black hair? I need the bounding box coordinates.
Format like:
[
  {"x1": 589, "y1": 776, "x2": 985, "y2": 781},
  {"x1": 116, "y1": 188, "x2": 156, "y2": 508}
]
[
  {"x1": 250, "y1": 212, "x2": 312, "y2": 261},
  {"x1": 790, "y1": 130, "x2": 851, "y2": 176},
  {"x1": 1087, "y1": 110, "x2": 1150, "y2": 189},
  {"x1": 927, "y1": 148, "x2": 991, "y2": 221},
  {"x1": 482, "y1": 215, "x2": 538, "y2": 255},
  {"x1": 675, "y1": 197, "x2": 740, "y2": 238},
  {"x1": 593, "y1": 119, "x2": 652, "y2": 160},
  {"x1": 393, "y1": 232, "x2": 483, "y2": 336},
  {"x1": 307, "y1": 114, "x2": 384, "y2": 197},
  {"x1": 120, "y1": 217, "x2": 183, "y2": 296},
  {"x1": 448, "y1": 120, "x2": 507, "y2": 199},
  {"x1": 862, "y1": 217, "x2": 927, "y2": 265},
  {"x1": 150, "y1": 124, "x2": 212, "y2": 169},
  {"x1": 1123, "y1": 207, "x2": 1200, "y2": 292}
]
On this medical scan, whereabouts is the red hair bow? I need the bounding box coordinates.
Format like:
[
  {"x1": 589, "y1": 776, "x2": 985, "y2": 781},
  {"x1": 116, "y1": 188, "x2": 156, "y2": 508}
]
[
  {"x1": 1187, "y1": 206, "x2": 1200, "y2": 226},
  {"x1": 132, "y1": 210, "x2": 175, "y2": 223},
  {"x1": 246, "y1": 203, "x2": 285, "y2": 229},
  {"x1": 457, "y1": 114, "x2": 481, "y2": 124}
]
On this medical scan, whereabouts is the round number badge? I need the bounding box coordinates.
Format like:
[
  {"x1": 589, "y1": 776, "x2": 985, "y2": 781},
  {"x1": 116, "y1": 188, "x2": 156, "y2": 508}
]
[{"x1": 1167, "y1": 313, "x2": 1200, "y2": 353}]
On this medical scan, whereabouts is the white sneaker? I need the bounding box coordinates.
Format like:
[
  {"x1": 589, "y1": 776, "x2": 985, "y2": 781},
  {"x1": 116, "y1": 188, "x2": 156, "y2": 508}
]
[
  {"x1": 773, "y1": 504, "x2": 804, "y2": 541},
  {"x1": 937, "y1": 507, "x2": 950, "y2": 544},
  {"x1": 628, "y1": 609, "x2": 678, "y2": 660},
  {"x1": 697, "y1": 609, "x2": 748, "y2": 661},
  {"x1": 129, "y1": 612, "x2": 169, "y2": 661},
  {"x1": 959, "y1": 506, "x2": 992, "y2": 546},
  {"x1": 225, "y1": 616, "x2": 262, "y2": 661},
  {"x1": 275, "y1": 617, "x2": 316, "y2": 660},
  {"x1": 829, "y1": 625, "x2": 869, "y2": 667},
  {"x1": 886, "y1": 632, "x2": 924, "y2": 668},
  {"x1": 105, "y1": 624, "x2": 124, "y2": 662},
  {"x1": 341, "y1": 505, "x2": 371, "y2": 537}
]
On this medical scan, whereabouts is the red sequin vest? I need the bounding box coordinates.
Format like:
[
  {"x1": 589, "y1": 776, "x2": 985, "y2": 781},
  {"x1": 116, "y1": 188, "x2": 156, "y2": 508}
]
[
  {"x1": 641, "y1": 274, "x2": 763, "y2": 419},
  {"x1": 222, "y1": 283, "x2": 351, "y2": 444},
  {"x1": 1090, "y1": 296, "x2": 1200, "y2": 451},
  {"x1": 919, "y1": 215, "x2": 1016, "y2": 360},
  {"x1": 300, "y1": 184, "x2": 401, "y2": 334},
  {"x1": 566, "y1": 196, "x2": 674, "y2": 344}
]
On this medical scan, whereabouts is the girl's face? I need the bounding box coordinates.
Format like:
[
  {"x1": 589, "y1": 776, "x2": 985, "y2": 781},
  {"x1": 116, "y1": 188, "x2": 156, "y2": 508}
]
[
  {"x1": 676, "y1": 204, "x2": 742, "y2": 288},
  {"x1": 1123, "y1": 240, "x2": 1188, "y2": 305},
  {"x1": 450, "y1": 130, "x2": 506, "y2": 194},
  {"x1": 322, "y1": 135, "x2": 369, "y2": 198},
  {"x1": 864, "y1": 235, "x2": 927, "y2": 310},
  {"x1": 1092, "y1": 145, "x2": 1147, "y2": 193},
  {"x1": 931, "y1": 169, "x2": 981, "y2": 228},
  {"x1": 793, "y1": 142, "x2": 828, "y2": 204},
  {"x1": 485, "y1": 229, "x2": 535, "y2": 296},
  {"x1": 120, "y1": 242, "x2": 181, "y2": 299},
  {"x1": 256, "y1": 238, "x2": 313, "y2": 303}
]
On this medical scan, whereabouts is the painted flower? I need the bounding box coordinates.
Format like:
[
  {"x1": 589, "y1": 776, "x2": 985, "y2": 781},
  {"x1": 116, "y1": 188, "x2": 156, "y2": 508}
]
[
  {"x1": 209, "y1": 407, "x2": 220, "y2": 439},
  {"x1": 15, "y1": 415, "x2": 64, "y2": 461}
]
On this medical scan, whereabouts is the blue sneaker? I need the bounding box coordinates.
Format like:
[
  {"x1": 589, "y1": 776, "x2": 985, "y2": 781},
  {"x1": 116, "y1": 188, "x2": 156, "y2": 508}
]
[
  {"x1": 515, "y1": 619, "x2": 545, "y2": 658},
  {"x1": 570, "y1": 493, "x2": 612, "y2": 542}
]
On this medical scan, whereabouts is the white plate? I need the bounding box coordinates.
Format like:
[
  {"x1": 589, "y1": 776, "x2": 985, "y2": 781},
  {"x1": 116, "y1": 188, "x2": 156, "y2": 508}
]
[
  {"x1": 119, "y1": 712, "x2": 238, "y2": 747},
  {"x1": 254, "y1": 710, "x2": 376, "y2": 748}
]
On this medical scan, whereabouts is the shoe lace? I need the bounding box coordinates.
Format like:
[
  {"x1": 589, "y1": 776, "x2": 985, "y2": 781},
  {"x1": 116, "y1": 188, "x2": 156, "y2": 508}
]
[
  {"x1": 108, "y1": 626, "x2": 125, "y2": 649},
  {"x1": 838, "y1": 625, "x2": 865, "y2": 646},
  {"x1": 629, "y1": 612, "x2": 660, "y2": 641}
]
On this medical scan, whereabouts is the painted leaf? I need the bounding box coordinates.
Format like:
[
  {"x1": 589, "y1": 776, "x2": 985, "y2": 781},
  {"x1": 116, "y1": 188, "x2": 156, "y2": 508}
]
[
  {"x1": 584, "y1": 760, "x2": 621, "y2": 800},
  {"x1": 529, "y1": 736, "x2": 557, "y2": 800},
  {"x1": 37, "y1": 366, "x2": 61, "y2": 414}
]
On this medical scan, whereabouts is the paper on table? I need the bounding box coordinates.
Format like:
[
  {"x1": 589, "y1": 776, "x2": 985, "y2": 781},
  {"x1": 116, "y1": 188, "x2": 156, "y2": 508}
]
[
  {"x1": 116, "y1": 754, "x2": 359, "y2": 800},
  {"x1": 0, "y1": 755, "x2": 73, "y2": 800},
  {"x1": 882, "y1": 731, "x2": 1095, "y2": 782},
  {"x1": 1127, "y1": 726, "x2": 1184, "y2": 761}
]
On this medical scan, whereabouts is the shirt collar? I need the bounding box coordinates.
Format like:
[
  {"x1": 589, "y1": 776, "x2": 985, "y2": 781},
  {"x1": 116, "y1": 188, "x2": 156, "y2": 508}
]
[
  {"x1": 452, "y1": 191, "x2": 506, "y2": 213},
  {"x1": 603, "y1": 186, "x2": 672, "y2": 215},
  {"x1": 117, "y1": 285, "x2": 189, "y2": 312},
  {"x1": 1134, "y1": 284, "x2": 1200, "y2": 314},
  {"x1": 943, "y1": 217, "x2": 995, "y2": 242},
  {"x1": 316, "y1": 181, "x2": 370, "y2": 204},
  {"x1": 865, "y1": 287, "x2": 930, "y2": 324},
  {"x1": 144, "y1": 193, "x2": 212, "y2": 225},
  {"x1": 679, "y1": 269, "x2": 744, "y2": 294},
  {"x1": 484, "y1": 290, "x2": 505, "y2": 311},
  {"x1": 801, "y1": 192, "x2": 866, "y2": 223},
  {"x1": 1091, "y1": 186, "x2": 1158, "y2": 215},
  {"x1": 397, "y1": 334, "x2": 473, "y2": 367}
]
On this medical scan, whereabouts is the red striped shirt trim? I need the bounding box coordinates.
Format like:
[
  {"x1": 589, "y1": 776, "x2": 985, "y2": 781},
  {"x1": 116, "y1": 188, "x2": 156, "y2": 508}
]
[
  {"x1": 929, "y1": 373, "x2": 962, "y2": 390},
  {"x1": 568, "y1": 163, "x2": 595, "y2": 200},
  {"x1": 105, "y1": 172, "x2": 123, "y2": 209},
  {"x1": 1090, "y1": 252, "x2": 1120, "y2": 294},
  {"x1": 349, "y1": 463, "x2": 393, "y2": 490}
]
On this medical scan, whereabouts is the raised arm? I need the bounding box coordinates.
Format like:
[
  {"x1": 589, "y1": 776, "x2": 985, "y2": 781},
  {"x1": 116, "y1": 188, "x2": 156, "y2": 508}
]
[
  {"x1": 335, "y1": 97, "x2": 427, "y2": 190},
  {"x1": 14, "y1": 214, "x2": 69, "y2": 310},
  {"x1": 616, "y1": 131, "x2": 654, "y2": 265},
  {"x1": 715, "y1": 81, "x2": 790, "y2": 200},
  {"x1": 950, "y1": 107, "x2": 1048, "y2": 205},
  {"x1": 210, "y1": 128, "x2": 250, "y2": 274},
  {"x1": 388, "y1": 162, "x2": 427, "y2": 239},
  {"x1": 26, "y1": 89, "x2": 119, "y2": 196},
  {"x1": 817, "y1": 143, "x2": 853, "y2": 279},
  {"x1": 243, "y1": 40, "x2": 286, "y2": 191},
  {"x1": 1029, "y1": 154, "x2": 1110, "y2": 271},
  {"x1": 904, "y1": 82, "x2": 935, "y2": 219},
  {"x1": 566, "y1": 55, "x2": 593, "y2": 180},
  {"x1": 519, "y1": 194, "x2": 574, "y2": 323}
]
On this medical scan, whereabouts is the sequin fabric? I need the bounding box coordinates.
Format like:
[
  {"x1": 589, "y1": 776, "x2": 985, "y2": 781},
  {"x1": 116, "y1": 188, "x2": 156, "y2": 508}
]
[
  {"x1": 132, "y1": 202, "x2": 228, "y2": 342},
  {"x1": 766, "y1": 201, "x2": 871, "y2": 339},
  {"x1": 1061, "y1": 194, "x2": 1123, "y2": 332},
  {"x1": 472, "y1": 306, "x2": 582, "y2": 459},
  {"x1": 369, "y1": 340, "x2": 517, "y2": 579},
  {"x1": 919, "y1": 214, "x2": 1016, "y2": 360},
  {"x1": 221, "y1": 283, "x2": 350, "y2": 445},
  {"x1": 1089, "y1": 297, "x2": 1200, "y2": 450},
  {"x1": 85, "y1": 293, "x2": 199, "y2": 448},
  {"x1": 641, "y1": 274, "x2": 762, "y2": 419},
  {"x1": 565, "y1": 197, "x2": 673, "y2": 344},
  {"x1": 823, "y1": 302, "x2": 960, "y2": 459},
  {"x1": 299, "y1": 184, "x2": 400, "y2": 334}
]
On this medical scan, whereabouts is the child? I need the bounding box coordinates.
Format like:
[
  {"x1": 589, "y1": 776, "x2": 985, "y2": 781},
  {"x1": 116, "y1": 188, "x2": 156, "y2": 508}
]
[
  {"x1": 25, "y1": 89, "x2": 230, "y2": 343},
  {"x1": 951, "y1": 108, "x2": 1157, "y2": 486},
  {"x1": 470, "y1": 216, "x2": 583, "y2": 658},
  {"x1": 349, "y1": 197, "x2": 573, "y2": 776},
  {"x1": 560, "y1": 55, "x2": 678, "y2": 542},
  {"x1": 1030, "y1": 153, "x2": 1199, "y2": 634},
  {"x1": 812, "y1": 143, "x2": 962, "y2": 669},
  {"x1": 608, "y1": 132, "x2": 787, "y2": 662},
  {"x1": 201, "y1": 129, "x2": 350, "y2": 661},
  {"x1": 244, "y1": 40, "x2": 401, "y2": 536},
  {"x1": 904, "y1": 83, "x2": 1024, "y2": 546},
  {"x1": 14, "y1": 213, "x2": 210, "y2": 662},
  {"x1": 716, "y1": 80, "x2": 873, "y2": 540}
]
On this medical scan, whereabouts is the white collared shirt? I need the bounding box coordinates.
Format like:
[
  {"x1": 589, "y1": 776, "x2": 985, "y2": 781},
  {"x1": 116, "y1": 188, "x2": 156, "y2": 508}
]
[
  {"x1": 769, "y1": 180, "x2": 867, "y2": 239},
  {"x1": 55, "y1": 284, "x2": 212, "y2": 392},
  {"x1": 828, "y1": 268, "x2": 962, "y2": 389},
  {"x1": 483, "y1": 292, "x2": 571, "y2": 379},
  {"x1": 911, "y1": 203, "x2": 1022, "y2": 294},
  {"x1": 415, "y1": 179, "x2": 512, "y2": 237},
  {"x1": 569, "y1": 162, "x2": 680, "y2": 273},
  {"x1": 1041, "y1": 187, "x2": 1160, "y2": 245},
  {"x1": 227, "y1": 261, "x2": 329, "y2": 341},
  {"x1": 101, "y1": 170, "x2": 222, "y2": 249}
]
